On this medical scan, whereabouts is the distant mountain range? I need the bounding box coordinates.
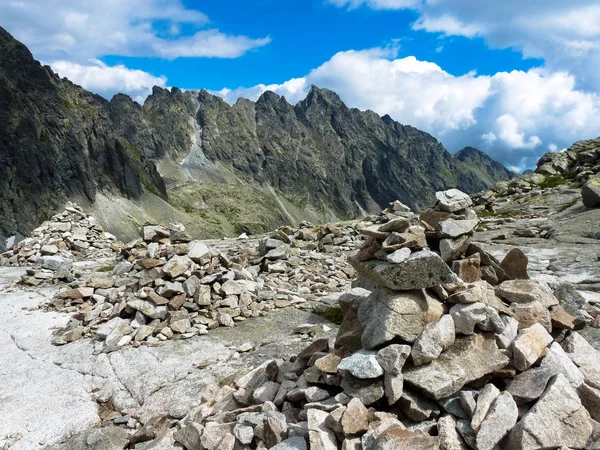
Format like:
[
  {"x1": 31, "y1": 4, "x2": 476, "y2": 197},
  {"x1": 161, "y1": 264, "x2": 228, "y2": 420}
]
[{"x1": 0, "y1": 26, "x2": 514, "y2": 248}]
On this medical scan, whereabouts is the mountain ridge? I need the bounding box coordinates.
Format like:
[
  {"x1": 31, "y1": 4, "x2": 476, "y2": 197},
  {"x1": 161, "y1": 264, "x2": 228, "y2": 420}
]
[{"x1": 0, "y1": 26, "x2": 513, "y2": 249}]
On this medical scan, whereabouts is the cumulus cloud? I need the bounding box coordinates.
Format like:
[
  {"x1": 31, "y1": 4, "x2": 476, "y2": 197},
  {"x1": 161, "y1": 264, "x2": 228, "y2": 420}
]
[
  {"x1": 215, "y1": 48, "x2": 600, "y2": 170},
  {"x1": 50, "y1": 59, "x2": 168, "y2": 103},
  {"x1": 1, "y1": 0, "x2": 270, "y2": 62},
  {"x1": 330, "y1": 0, "x2": 600, "y2": 91}
]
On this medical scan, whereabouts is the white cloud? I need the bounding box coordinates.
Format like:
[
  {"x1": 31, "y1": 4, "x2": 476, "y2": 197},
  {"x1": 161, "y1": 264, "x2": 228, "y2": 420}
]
[
  {"x1": 329, "y1": 0, "x2": 600, "y2": 91},
  {"x1": 215, "y1": 48, "x2": 600, "y2": 169},
  {"x1": 50, "y1": 59, "x2": 167, "y2": 103},
  {"x1": 328, "y1": 0, "x2": 421, "y2": 10},
  {"x1": 1, "y1": 0, "x2": 270, "y2": 62}
]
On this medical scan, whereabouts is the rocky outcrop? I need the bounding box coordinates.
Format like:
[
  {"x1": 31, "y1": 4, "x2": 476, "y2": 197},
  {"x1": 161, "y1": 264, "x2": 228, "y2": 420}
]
[{"x1": 0, "y1": 26, "x2": 165, "y2": 252}]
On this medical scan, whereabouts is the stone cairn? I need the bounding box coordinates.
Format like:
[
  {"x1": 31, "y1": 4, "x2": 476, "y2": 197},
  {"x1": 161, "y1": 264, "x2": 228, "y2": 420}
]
[
  {"x1": 46, "y1": 220, "x2": 357, "y2": 349},
  {"x1": 0, "y1": 202, "x2": 120, "y2": 285},
  {"x1": 135, "y1": 188, "x2": 600, "y2": 450}
]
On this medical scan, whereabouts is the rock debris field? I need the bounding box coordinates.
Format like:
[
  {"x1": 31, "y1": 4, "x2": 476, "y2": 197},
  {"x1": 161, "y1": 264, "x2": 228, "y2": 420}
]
[{"x1": 2, "y1": 190, "x2": 600, "y2": 450}]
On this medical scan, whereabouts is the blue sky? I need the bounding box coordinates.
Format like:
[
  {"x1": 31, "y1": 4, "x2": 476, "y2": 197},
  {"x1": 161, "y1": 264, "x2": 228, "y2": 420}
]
[
  {"x1": 102, "y1": 0, "x2": 540, "y2": 91},
  {"x1": 2, "y1": 0, "x2": 600, "y2": 171}
]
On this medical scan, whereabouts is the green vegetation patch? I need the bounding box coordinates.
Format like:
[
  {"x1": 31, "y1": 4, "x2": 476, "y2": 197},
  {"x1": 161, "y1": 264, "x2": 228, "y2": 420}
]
[
  {"x1": 539, "y1": 174, "x2": 571, "y2": 189},
  {"x1": 96, "y1": 265, "x2": 115, "y2": 273},
  {"x1": 168, "y1": 182, "x2": 291, "y2": 237}
]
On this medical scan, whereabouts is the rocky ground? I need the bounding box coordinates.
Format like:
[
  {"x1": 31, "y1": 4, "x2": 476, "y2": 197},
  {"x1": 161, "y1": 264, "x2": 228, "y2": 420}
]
[{"x1": 1, "y1": 139, "x2": 600, "y2": 450}]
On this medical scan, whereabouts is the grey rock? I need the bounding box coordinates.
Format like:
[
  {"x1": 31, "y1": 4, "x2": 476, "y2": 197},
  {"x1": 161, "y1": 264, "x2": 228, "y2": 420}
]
[
  {"x1": 338, "y1": 350, "x2": 384, "y2": 379},
  {"x1": 439, "y1": 235, "x2": 471, "y2": 263},
  {"x1": 582, "y1": 177, "x2": 600, "y2": 208},
  {"x1": 495, "y1": 315, "x2": 519, "y2": 349},
  {"x1": 563, "y1": 332, "x2": 600, "y2": 389},
  {"x1": 350, "y1": 249, "x2": 456, "y2": 291},
  {"x1": 188, "y1": 241, "x2": 211, "y2": 262},
  {"x1": 411, "y1": 314, "x2": 455, "y2": 366},
  {"x1": 403, "y1": 333, "x2": 509, "y2": 400},
  {"x1": 384, "y1": 373, "x2": 404, "y2": 406},
  {"x1": 270, "y1": 436, "x2": 308, "y2": 450},
  {"x1": 376, "y1": 344, "x2": 411, "y2": 375},
  {"x1": 399, "y1": 390, "x2": 440, "y2": 421},
  {"x1": 127, "y1": 299, "x2": 168, "y2": 320},
  {"x1": 539, "y1": 342, "x2": 584, "y2": 389},
  {"x1": 436, "y1": 219, "x2": 478, "y2": 238},
  {"x1": 340, "y1": 374, "x2": 385, "y2": 406},
  {"x1": 508, "y1": 366, "x2": 554, "y2": 404},
  {"x1": 505, "y1": 374, "x2": 593, "y2": 450},
  {"x1": 449, "y1": 302, "x2": 488, "y2": 335},
  {"x1": 386, "y1": 248, "x2": 411, "y2": 264},
  {"x1": 435, "y1": 189, "x2": 473, "y2": 213},
  {"x1": 471, "y1": 383, "x2": 500, "y2": 432},
  {"x1": 307, "y1": 408, "x2": 337, "y2": 450},
  {"x1": 437, "y1": 415, "x2": 469, "y2": 450},
  {"x1": 358, "y1": 287, "x2": 444, "y2": 348},
  {"x1": 476, "y1": 392, "x2": 518, "y2": 450}
]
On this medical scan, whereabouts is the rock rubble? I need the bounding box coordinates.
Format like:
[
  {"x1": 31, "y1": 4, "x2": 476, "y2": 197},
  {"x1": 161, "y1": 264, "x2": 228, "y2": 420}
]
[{"x1": 111, "y1": 188, "x2": 600, "y2": 450}]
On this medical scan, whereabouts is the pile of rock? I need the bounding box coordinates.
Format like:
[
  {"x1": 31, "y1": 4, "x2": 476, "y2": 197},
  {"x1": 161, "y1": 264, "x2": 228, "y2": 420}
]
[
  {"x1": 0, "y1": 203, "x2": 120, "y2": 286},
  {"x1": 128, "y1": 189, "x2": 600, "y2": 450},
  {"x1": 47, "y1": 220, "x2": 355, "y2": 349}
]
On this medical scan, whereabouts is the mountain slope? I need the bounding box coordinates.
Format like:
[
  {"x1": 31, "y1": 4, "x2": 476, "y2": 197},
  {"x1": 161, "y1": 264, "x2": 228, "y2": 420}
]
[
  {"x1": 112, "y1": 86, "x2": 513, "y2": 219},
  {"x1": 455, "y1": 146, "x2": 515, "y2": 186},
  {"x1": 0, "y1": 27, "x2": 165, "y2": 250}
]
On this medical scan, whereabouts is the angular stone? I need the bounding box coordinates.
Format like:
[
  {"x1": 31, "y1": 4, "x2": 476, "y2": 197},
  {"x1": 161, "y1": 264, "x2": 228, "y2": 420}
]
[
  {"x1": 188, "y1": 240, "x2": 211, "y2": 262},
  {"x1": 386, "y1": 248, "x2": 411, "y2": 264},
  {"x1": 449, "y1": 302, "x2": 487, "y2": 335},
  {"x1": 500, "y1": 248, "x2": 529, "y2": 280},
  {"x1": 411, "y1": 315, "x2": 455, "y2": 366},
  {"x1": 511, "y1": 300, "x2": 551, "y2": 331},
  {"x1": 403, "y1": 334, "x2": 509, "y2": 400},
  {"x1": 495, "y1": 280, "x2": 558, "y2": 307},
  {"x1": 399, "y1": 390, "x2": 440, "y2": 421},
  {"x1": 340, "y1": 374, "x2": 385, "y2": 406},
  {"x1": 435, "y1": 189, "x2": 473, "y2": 213},
  {"x1": 582, "y1": 177, "x2": 600, "y2": 208},
  {"x1": 563, "y1": 332, "x2": 600, "y2": 389},
  {"x1": 314, "y1": 353, "x2": 342, "y2": 374},
  {"x1": 195, "y1": 284, "x2": 212, "y2": 306},
  {"x1": 87, "y1": 276, "x2": 116, "y2": 289},
  {"x1": 233, "y1": 423, "x2": 254, "y2": 445},
  {"x1": 372, "y1": 428, "x2": 439, "y2": 450},
  {"x1": 539, "y1": 342, "x2": 584, "y2": 389},
  {"x1": 476, "y1": 392, "x2": 518, "y2": 450},
  {"x1": 376, "y1": 344, "x2": 411, "y2": 375},
  {"x1": 349, "y1": 249, "x2": 456, "y2": 291},
  {"x1": 437, "y1": 415, "x2": 469, "y2": 450},
  {"x1": 384, "y1": 373, "x2": 404, "y2": 406},
  {"x1": 341, "y1": 398, "x2": 369, "y2": 434},
  {"x1": 471, "y1": 383, "x2": 500, "y2": 432},
  {"x1": 308, "y1": 409, "x2": 337, "y2": 450},
  {"x1": 358, "y1": 287, "x2": 444, "y2": 348},
  {"x1": 338, "y1": 350, "x2": 384, "y2": 379},
  {"x1": 162, "y1": 255, "x2": 193, "y2": 278},
  {"x1": 127, "y1": 299, "x2": 168, "y2": 320},
  {"x1": 439, "y1": 235, "x2": 471, "y2": 263},
  {"x1": 508, "y1": 366, "x2": 554, "y2": 404},
  {"x1": 201, "y1": 422, "x2": 235, "y2": 450},
  {"x1": 437, "y1": 219, "x2": 478, "y2": 239},
  {"x1": 174, "y1": 422, "x2": 204, "y2": 450},
  {"x1": 379, "y1": 218, "x2": 410, "y2": 233},
  {"x1": 452, "y1": 255, "x2": 481, "y2": 283},
  {"x1": 505, "y1": 374, "x2": 593, "y2": 450},
  {"x1": 512, "y1": 323, "x2": 553, "y2": 371},
  {"x1": 579, "y1": 383, "x2": 600, "y2": 422}
]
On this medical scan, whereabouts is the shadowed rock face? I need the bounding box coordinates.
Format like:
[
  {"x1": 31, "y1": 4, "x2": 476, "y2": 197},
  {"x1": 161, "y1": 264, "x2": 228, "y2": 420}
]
[
  {"x1": 0, "y1": 27, "x2": 165, "y2": 250},
  {"x1": 110, "y1": 86, "x2": 514, "y2": 219}
]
